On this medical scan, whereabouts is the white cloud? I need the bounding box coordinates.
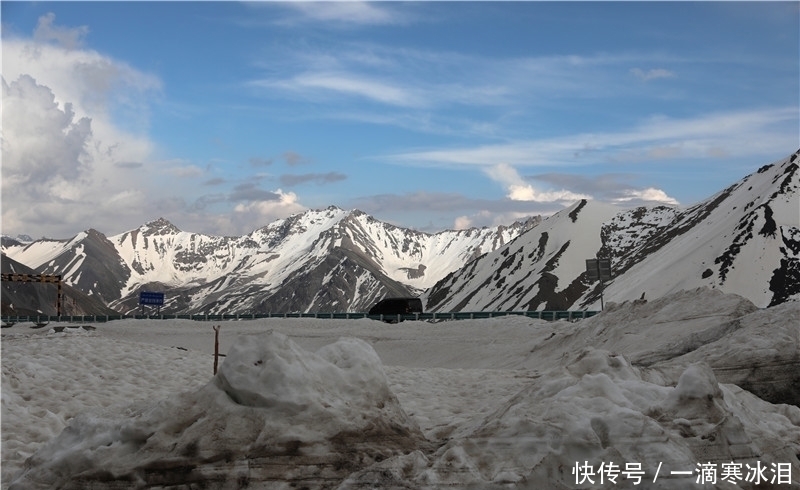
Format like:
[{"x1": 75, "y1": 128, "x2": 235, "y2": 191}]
[
  {"x1": 613, "y1": 188, "x2": 680, "y2": 206},
  {"x1": 454, "y1": 210, "x2": 502, "y2": 231},
  {"x1": 248, "y1": 46, "x2": 629, "y2": 115},
  {"x1": 1, "y1": 75, "x2": 92, "y2": 186},
  {"x1": 630, "y1": 67, "x2": 676, "y2": 82},
  {"x1": 4, "y1": 24, "x2": 161, "y2": 136},
  {"x1": 484, "y1": 163, "x2": 591, "y2": 203},
  {"x1": 232, "y1": 190, "x2": 306, "y2": 227},
  {"x1": 166, "y1": 164, "x2": 205, "y2": 179},
  {"x1": 3, "y1": 13, "x2": 312, "y2": 239},
  {"x1": 453, "y1": 215, "x2": 474, "y2": 230},
  {"x1": 4, "y1": 19, "x2": 159, "y2": 148},
  {"x1": 1, "y1": 14, "x2": 162, "y2": 238},
  {"x1": 303, "y1": 72, "x2": 421, "y2": 106},
  {"x1": 453, "y1": 209, "x2": 547, "y2": 231},
  {"x1": 33, "y1": 12, "x2": 89, "y2": 50},
  {"x1": 253, "y1": 71, "x2": 424, "y2": 108},
  {"x1": 276, "y1": 2, "x2": 407, "y2": 26},
  {"x1": 1, "y1": 25, "x2": 315, "y2": 239},
  {"x1": 389, "y1": 108, "x2": 798, "y2": 168}
]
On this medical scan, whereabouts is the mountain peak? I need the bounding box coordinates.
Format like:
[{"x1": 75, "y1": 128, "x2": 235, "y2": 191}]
[
  {"x1": 141, "y1": 217, "x2": 181, "y2": 235},
  {"x1": 0, "y1": 234, "x2": 34, "y2": 247}
]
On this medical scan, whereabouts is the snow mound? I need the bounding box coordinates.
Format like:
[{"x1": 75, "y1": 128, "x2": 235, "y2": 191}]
[
  {"x1": 340, "y1": 290, "x2": 800, "y2": 489},
  {"x1": 215, "y1": 332, "x2": 392, "y2": 414},
  {"x1": 500, "y1": 287, "x2": 763, "y2": 376},
  {"x1": 345, "y1": 351, "x2": 800, "y2": 489},
  {"x1": 5, "y1": 290, "x2": 800, "y2": 489},
  {"x1": 645, "y1": 299, "x2": 800, "y2": 406},
  {"x1": 9, "y1": 332, "x2": 425, "y2": 489},
  {"x1": 588, "y1": 287, "x2": 759, "y2": 367}
]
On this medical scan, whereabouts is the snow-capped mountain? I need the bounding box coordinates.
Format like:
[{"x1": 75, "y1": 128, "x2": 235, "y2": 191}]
[
  {"x1": 4, "y1": 151, "x2": 798, "y2": 315},
  {"x1": 0, "y1": 234, "x2": 34, "y2": 248},
  {"x1": 424, "y1": 149, "x2": 800, "y2": 311},
  {"x1": 2, "y1": 207, "x2": 539, "y2": 314}
]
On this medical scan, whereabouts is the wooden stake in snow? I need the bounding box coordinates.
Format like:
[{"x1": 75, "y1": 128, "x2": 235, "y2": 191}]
[{"x1": 213, "y1": 325, "x2": 221, "y2": 375}]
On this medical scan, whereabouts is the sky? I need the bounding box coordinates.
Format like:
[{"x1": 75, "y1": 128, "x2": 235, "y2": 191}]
[{"x1": 1, "y1": 1, "x2": 798, "y2": 239}]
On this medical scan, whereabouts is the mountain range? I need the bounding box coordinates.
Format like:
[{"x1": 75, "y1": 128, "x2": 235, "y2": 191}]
[
  {"x1": 425, "y1": 149, "x2": 799, "y2": 311},
  {"x1": 1, "y1": 208, "x2": 538, "y2": 315},
  {"x1": 2, "y1": 149, "x2": 798, "y2": 315}
]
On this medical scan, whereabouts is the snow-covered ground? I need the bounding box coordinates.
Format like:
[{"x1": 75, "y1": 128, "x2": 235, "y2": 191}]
[{"x1": 2, "y1": 288, "x2": 799, "y2": 489}]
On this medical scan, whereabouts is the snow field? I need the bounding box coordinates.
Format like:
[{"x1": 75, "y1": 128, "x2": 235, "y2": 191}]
[
  {"x1": 1, "y1": 332, "x2": 210, "y2": 484},
  {"x1": 2, "y1": 288, "x2": 799, "y2": 488}
]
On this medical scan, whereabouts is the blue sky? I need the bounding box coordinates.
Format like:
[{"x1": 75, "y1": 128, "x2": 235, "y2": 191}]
[{"x1": 2, "y1": 1, "x2": 798, "y2": 238}]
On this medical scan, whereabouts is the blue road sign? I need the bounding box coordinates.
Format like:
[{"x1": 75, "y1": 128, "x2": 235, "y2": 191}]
[{"x1": 139, "y1": 291, "x2": 165, "y2": 306}]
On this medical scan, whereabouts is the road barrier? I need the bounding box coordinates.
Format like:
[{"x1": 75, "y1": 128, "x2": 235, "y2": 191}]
[{"x1": 1, "y1": 310, "x2": 599, "y2": 325}]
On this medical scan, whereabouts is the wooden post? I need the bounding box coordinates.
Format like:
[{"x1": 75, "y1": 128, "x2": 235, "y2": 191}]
[
  {"x1": 213, "y1": 325, "x2": 221, "y2": 375},
  {"x1": 56, "y1": 275, "x2": 62, "y2": 316}
]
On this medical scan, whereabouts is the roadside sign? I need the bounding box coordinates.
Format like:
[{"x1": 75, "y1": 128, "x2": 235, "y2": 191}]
[
  {"x1": 585, "y1": 258, "x2": 612, "y2": 310},
  {"x1": 585, "y1": 259, "x2": 612, "y2": 282},
  {"x1": 139, "y1": 291, "x2": 165, "y2": 306}
]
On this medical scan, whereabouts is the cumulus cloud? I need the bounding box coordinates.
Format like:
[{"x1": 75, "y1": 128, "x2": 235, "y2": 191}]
[
  {"x1": 114, "y1": 161, "x2": 144, "y2": 169},
  {"x1": 2, "y1": 14, "x2": 312, "y2": 239},
  {"x1": 232, "y1": 190, "x2": 306, "y2": 228},
  {"x1": 168, "y1": 184, "x2": 310, "y2": 235},
  {"x1": 33, "y1": 12, "x2": 89, "y2": 50},
  {"x1": 530, "y1": 172, "x2": 680, "y2": 207},
  {"x1": 0, "y1": 75, "x2": 107, "y2": 236},
  {"x1": 1, "y1": 14, "x2": 315, "y2": 238},
  {"x1": 453, "y1": 210, "x2": 521, "y2": 230},
  {"x1": 453, "y1": 215, "x2": 475, "y2": 230},
  {"x1": 485, "y1": 163, "x2": 591, "y2": 203},
  {"x1": 1, "y1": 14, "x2": 162, "y2": 237},
  {"x1": 4, "y1": 15, "x2": 161, "y2": 136},
  {"x1": 1, "y1": 75, "x2": 92, "y2": 186},
  {"x1": 165, "y1": 164, "x2": 205, "y2": 179},
  {"x1": 612, "y1": 187, "x2": 680, "y2": 206}
]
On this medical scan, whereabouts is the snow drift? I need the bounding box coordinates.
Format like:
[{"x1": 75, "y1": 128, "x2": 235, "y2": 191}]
[
  {"x1": 4, "y1": 288, "x2": 799, "y2": 489},
  {"x1": 354, "y1": 353, "x2": 800, "y2": 489},
  {"x1": 8, "y1": 332, "x2": 426, "y2": 489}
]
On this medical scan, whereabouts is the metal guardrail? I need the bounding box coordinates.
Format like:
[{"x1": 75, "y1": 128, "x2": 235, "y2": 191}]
[{"x1": 1, "y1": 310, "x2": 599, "y2": 325}]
